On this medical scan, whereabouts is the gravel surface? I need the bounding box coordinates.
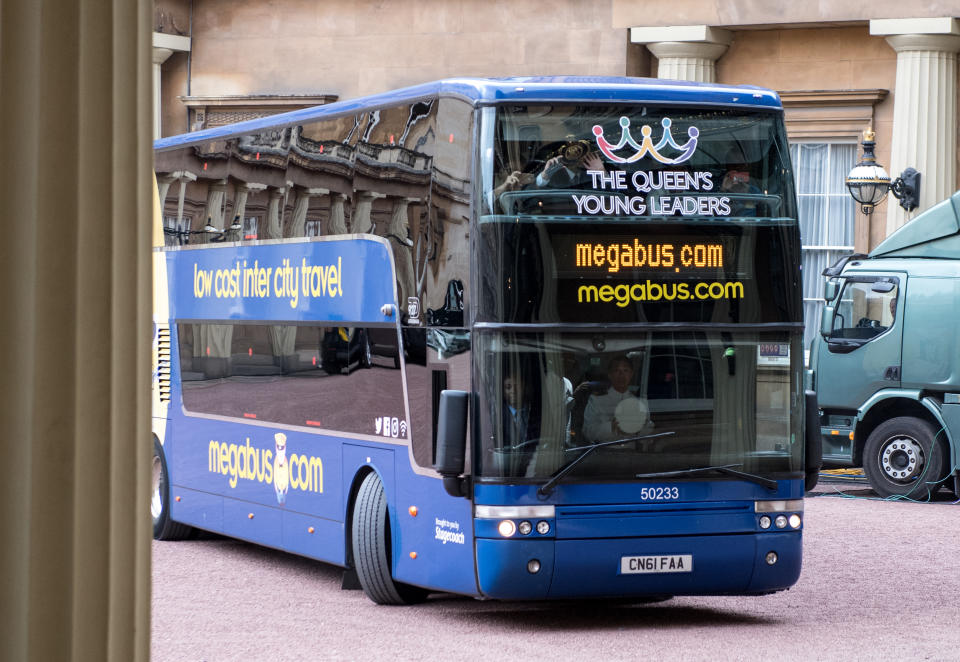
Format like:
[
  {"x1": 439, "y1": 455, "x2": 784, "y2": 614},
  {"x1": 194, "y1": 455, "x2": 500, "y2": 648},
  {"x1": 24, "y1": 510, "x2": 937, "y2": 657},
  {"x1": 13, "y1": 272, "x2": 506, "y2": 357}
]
[{"x1": 152, "y1": 480, "x2": 960, "y2": 662}]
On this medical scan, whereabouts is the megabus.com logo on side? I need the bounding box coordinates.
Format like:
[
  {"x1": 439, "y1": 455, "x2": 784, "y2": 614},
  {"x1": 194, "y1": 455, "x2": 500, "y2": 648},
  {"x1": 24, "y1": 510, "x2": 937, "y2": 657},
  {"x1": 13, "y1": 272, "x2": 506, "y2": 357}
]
[{"x1": 208, "y1": 434, "x2": 323, "y2": 504}]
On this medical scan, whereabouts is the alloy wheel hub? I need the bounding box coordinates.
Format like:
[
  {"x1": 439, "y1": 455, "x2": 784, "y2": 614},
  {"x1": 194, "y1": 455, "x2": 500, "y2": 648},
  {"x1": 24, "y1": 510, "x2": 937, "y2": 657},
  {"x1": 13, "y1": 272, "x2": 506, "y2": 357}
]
[{"x1": 880, "y1": 437, "x2": 924, "y2": 482}]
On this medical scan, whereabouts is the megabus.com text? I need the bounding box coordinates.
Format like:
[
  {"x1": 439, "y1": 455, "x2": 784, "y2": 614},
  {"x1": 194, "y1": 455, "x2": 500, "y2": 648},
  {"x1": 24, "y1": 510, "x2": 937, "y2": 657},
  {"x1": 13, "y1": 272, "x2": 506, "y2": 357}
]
[
  {"x1": 208, "y1": 438, "x2": 323, "y2": 493},
  {"x1": 578, "y1": 280, "x2": 745, "y2": 308}
]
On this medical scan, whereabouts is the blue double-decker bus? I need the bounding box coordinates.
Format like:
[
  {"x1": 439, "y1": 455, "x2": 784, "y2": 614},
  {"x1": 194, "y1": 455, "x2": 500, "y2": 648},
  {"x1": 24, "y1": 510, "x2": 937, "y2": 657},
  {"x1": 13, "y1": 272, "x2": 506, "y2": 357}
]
[{"x1": 152, "y1": 77, "x2": 819, "y2": 604}]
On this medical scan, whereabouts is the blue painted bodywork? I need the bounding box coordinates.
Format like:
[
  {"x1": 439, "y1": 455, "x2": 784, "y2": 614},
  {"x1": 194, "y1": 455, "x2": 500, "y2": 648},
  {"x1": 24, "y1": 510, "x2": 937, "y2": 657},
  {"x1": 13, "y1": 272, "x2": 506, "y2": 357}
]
[
  {"x1": 472, "y1": 481, "x2": 803, "y2": 598},
  {"x1": 167, "y1": 237, "x2": 395, "y2": 323}
]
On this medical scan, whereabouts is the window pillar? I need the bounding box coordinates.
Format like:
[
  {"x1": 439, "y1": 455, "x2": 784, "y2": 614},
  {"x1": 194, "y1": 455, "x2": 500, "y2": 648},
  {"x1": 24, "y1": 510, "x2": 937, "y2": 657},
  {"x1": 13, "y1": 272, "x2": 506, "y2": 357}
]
[
  {"x1": 630, "y1": 25, "x2": 731, "y2": 83},
  {"x1": 871, "y1": 18, "x2": 960, "y2": 233}
]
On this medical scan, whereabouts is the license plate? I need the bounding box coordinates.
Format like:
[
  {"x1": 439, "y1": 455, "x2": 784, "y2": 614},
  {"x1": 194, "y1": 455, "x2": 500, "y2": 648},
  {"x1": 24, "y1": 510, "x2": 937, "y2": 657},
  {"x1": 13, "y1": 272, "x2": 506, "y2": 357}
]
[{"x1": 621, "y1": 554, "x2": 693, "y2": 574}]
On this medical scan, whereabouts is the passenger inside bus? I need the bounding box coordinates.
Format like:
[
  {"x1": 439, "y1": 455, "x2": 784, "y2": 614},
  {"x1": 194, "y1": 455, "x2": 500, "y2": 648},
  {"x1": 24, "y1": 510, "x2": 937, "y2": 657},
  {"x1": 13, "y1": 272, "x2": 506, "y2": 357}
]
[{"x1": 501, "y1": 372, "x2": 540, "y2": 450}]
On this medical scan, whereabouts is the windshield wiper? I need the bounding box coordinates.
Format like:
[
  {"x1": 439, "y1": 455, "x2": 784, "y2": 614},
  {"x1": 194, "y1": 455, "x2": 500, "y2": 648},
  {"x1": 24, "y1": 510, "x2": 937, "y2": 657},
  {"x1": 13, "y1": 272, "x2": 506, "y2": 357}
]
[
  {"x1": 537, "y1": 431, "x2": 675, "y2": 498},
  {"x1": 635, "y1": 464, "x2": 778, "y2": 491}
]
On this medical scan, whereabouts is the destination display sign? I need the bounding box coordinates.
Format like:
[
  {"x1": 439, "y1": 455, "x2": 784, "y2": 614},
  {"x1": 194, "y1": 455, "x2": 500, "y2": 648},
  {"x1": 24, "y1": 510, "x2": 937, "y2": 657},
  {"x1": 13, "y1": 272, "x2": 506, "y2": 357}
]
[{"x1": 552, "y1": 234, "x2": 736, "y2": 279}]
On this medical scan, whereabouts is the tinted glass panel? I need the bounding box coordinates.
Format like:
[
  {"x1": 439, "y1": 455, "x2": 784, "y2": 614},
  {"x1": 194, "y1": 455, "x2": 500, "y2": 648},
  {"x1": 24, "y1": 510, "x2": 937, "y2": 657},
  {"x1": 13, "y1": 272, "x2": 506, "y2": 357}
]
[
  {"x1": 477, "y1": 105, "x2": 800, "y2": 325},
  {"x1": 482, "y1": 105, "x2": 795, "y2": 219},
  {"x1": 475, "y1": 329, "x2": 802, "y2": 481},
  {"x1": 177, "y1": 323, "x2": 406, "y2": 438},
  {"x1": 478, "y1": 220, "x2": 801, "y2": 324}
]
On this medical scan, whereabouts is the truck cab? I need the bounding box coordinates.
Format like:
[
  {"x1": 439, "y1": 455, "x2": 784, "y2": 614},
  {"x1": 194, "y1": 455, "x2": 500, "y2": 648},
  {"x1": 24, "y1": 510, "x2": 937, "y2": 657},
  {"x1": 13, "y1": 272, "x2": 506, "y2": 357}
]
[{"x1": 809, "y1": 191, "x2": 960, "y2": 499}]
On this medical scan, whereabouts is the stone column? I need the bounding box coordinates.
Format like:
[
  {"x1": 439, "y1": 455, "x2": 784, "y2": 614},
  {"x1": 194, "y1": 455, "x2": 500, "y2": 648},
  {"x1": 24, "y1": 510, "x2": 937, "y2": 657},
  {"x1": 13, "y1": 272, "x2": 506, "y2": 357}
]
[
  {"x1": 152, "y1": 47, "x2": 172, "y2": 140},
  {"x1": 328, "y1": 192, "x2": 348, "y2": 235},
  {"x1": 387, "y1": 197, "x2": 417, "y2": 316},
  {"x1": 151, "y1": 32, "x2": 191, "y2": 140},
  {"x1": 872, "y1": 19, "x2": 960, "y2": 233},
  {"x1": 289, "y1": 187, "x2": 329, "y2": 237},
  {"x1": 2, "y1": 2, "x2": 152, "y2": 660},
  {"x1": 263, "y1": 186, "x2": 286, "y2": 239},
  {"x1": 233, "y1": 182, "x2": 266, "y2": 239},
  {"x1": 631, "y1": 25, "x2": 731, "y2": 83},
  {"x1": 156, "y1": 171, "x2": 177, "y2": 208},
  {"x1": 352, "y1": 191, "x2": 385, "y2": 234},
  {"x1": 199, "y1": 179, "x2": 228, "y2": 244},
  {"x1": 175, "y1": 171, "x2": 197, "y2": 234}
]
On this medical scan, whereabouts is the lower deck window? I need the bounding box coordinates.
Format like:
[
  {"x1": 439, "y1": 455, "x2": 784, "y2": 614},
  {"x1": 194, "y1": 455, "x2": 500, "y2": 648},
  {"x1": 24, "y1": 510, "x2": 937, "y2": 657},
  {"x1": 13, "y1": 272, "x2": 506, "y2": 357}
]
[{"x1": 177, "y1": 322, "x2": 406, "y2": 437}]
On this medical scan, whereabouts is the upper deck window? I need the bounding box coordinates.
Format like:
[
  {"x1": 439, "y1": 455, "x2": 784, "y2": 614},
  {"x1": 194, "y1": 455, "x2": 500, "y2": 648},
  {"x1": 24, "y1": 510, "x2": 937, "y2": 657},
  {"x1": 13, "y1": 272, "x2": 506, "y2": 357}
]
[
  {"x1": 476, "y1": 105, "x2": 801, "y2": 326},
  {"x1": 480, "y1": 104, "x2": 796, "y2": 221}
]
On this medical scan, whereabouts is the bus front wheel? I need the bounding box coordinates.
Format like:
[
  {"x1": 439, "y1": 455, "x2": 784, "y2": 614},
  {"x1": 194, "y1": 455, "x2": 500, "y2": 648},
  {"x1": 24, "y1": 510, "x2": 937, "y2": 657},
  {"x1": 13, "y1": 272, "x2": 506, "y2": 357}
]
[
  {"x1": 351, "y1": 472, "x2": 428, "y2": 605},
  {"x1": 152, "y1": 437, "x2": 192, "y2": 540},
  {"x1": 862, "y1": 417, "x2": 946, "y2": 500}
]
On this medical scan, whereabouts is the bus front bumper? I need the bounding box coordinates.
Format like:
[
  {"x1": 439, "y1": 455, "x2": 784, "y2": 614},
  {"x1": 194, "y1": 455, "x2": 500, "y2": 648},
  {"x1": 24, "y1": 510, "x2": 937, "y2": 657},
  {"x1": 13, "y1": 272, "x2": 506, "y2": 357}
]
[{"x1": 475, "y1": 531, "x2": 801, "y2": 600}]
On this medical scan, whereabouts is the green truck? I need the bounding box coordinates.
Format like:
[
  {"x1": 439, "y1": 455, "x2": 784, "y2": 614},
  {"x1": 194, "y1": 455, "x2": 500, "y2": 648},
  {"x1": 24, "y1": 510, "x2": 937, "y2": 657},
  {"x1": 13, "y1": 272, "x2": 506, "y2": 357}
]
[{"x1": 809, "y1": 191, "x2": 960, "y2": 499}]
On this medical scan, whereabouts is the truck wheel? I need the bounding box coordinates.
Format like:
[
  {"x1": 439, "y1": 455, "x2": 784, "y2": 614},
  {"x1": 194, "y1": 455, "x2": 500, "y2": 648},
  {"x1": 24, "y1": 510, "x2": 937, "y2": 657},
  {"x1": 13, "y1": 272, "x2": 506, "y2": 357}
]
[
  {"x1": 152, "y1": 438, "x2": 192, "y2": 540},
  {"x1": 862, "y1": 417, "x2": 946, "y2": 499},
  {"x1": 351, "y1": 472, "x2": 428, "y2": 605}
]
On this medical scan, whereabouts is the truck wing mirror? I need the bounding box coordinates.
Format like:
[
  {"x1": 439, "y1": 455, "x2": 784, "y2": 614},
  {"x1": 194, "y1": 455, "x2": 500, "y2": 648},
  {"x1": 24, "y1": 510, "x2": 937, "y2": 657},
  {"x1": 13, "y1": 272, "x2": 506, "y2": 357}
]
[
  {"x1": 435, "y1": 389, "x2": 469, "y2": 497},
  {"x1": 823, "y1": 281, "x2": 839, "y2": 301},
  {"x1": 871, "y1": 281, "x2": 895, "y2": 293},
  {"x1": 819, "y1": 304, "x2": 836, "y2": 338}
]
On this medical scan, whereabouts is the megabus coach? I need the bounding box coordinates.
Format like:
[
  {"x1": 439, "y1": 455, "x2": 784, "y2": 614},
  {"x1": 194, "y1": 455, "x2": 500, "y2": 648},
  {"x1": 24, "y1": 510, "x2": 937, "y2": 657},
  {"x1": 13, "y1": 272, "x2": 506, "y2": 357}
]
[{"x1": 151, "y1": 77, "x2": 821, "y2": 604}]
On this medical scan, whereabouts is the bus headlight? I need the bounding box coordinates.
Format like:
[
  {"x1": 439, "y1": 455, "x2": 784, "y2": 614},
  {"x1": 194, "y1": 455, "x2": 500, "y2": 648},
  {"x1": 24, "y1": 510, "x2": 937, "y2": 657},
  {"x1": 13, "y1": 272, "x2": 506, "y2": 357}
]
[
  {"x1": 788, "y1": 514, "x2": 802, "y2": 529},
  {"x1": 498, "y1": 520, "x2": 517, "y2": 537},
  {"x1": 759, "y1": 515, "x2": 772, "y2": 529},
  {"x1": 774, "y1": 515, "x2": 788, "y2": 529},
  {"x1": 536, "y1": 520, "x2": 550, "y2": 535},
  {"x1": 518, "y1": 520, "x2": 533, "y2": 535}
]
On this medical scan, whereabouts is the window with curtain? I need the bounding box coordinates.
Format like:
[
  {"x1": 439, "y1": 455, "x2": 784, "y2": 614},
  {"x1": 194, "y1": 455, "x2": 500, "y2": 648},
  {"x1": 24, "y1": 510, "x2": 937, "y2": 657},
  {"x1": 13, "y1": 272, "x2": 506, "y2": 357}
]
[{"x1": 789, "y1": 143, "x2": 858, "y2": 354}]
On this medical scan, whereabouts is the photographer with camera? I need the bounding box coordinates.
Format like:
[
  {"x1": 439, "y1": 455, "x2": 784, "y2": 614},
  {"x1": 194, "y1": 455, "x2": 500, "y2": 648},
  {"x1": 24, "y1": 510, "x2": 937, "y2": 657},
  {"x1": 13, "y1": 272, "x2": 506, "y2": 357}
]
[
  {"x1": 718, "y1": 153, "x2": 762, "y2": 216},
  {"x1": 535, "y1": 138, "x2": 605, "y2": 188}
]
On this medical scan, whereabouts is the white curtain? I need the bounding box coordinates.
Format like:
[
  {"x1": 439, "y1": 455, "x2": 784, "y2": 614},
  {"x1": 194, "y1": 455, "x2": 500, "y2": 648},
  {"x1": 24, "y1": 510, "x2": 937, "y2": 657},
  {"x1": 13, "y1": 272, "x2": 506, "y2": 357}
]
[{"x1": 790, "y1": 143, "x2": 857, "y2": 351}]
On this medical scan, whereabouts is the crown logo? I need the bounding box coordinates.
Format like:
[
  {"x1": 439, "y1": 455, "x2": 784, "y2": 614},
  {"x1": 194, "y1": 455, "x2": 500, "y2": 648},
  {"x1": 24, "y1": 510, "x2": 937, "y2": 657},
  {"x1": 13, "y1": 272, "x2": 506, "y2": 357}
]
[{"x1": 592, "y1": 117, "x2": 699, "y2": 165}]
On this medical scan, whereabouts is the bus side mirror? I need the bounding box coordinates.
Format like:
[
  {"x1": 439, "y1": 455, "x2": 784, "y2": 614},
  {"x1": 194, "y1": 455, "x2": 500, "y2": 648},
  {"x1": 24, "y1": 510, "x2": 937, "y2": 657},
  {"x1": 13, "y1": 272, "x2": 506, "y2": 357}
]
[
  {"x1": 804, "y1": 390, "x2": 822, "y2": 492},
  {"x1": 819, "y1": 304, "x2": 836, "y2": 338},
  {"x1": 435, "y1": 389, "x2": 469, "y2": 497}
]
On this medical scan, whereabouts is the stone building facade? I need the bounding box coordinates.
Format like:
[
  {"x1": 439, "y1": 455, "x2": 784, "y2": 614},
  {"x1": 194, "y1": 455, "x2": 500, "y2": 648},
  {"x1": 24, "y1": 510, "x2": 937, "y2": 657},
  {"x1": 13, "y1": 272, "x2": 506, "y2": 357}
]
[{"x1": 152, "y1": 0, "x2": 960, "y2": 342}]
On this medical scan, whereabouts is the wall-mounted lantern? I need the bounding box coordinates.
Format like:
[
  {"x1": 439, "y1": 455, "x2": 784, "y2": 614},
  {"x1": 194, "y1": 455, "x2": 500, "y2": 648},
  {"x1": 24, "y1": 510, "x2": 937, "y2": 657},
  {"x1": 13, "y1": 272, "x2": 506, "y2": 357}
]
[{"x1": 845, "y1": 129, "x2": 920, "y2": 215}]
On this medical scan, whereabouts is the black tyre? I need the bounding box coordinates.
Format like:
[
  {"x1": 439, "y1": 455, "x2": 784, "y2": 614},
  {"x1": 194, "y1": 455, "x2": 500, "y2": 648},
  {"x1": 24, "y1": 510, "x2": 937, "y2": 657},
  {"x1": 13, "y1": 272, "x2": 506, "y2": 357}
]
[
  {"x1": 351, "y1": 472, "x2": 428, "y2": 605},
  {"x1": 152, "y1": 437, "x2": 192, "y2": 540},
  {"x1": 862, "y1": 417, "x2": 947, "y2": 499}
]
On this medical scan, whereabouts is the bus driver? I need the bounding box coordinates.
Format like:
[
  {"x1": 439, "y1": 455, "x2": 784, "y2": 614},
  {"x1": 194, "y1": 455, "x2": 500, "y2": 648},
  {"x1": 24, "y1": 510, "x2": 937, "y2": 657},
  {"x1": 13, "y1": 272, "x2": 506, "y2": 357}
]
[{"x1": 582, "y1": 355, "x2": 653, "y2": 442}]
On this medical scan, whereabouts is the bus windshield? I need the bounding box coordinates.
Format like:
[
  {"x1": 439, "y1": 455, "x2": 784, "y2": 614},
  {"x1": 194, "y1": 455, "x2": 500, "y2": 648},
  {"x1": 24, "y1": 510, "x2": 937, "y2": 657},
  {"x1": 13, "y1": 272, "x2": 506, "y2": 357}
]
[{"x1": 475, "y1": 329, "x2": 802, "y2": 480}]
